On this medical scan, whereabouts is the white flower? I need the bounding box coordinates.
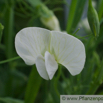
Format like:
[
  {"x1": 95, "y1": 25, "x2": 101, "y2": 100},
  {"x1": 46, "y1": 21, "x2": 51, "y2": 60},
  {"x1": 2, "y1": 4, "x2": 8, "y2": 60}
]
[{"x1": 15, "y1": 27, "x2": 86, "y2": 80}]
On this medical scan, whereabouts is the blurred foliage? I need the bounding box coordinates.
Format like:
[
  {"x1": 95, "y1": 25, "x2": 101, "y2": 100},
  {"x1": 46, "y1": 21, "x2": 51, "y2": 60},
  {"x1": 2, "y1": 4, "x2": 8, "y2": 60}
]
[
  {"x1": 66, "y1": 0, "x2": 86, "y2": 33},
  {"x1": 0, "y1": 0, "x2": 103, "y2": 103}
]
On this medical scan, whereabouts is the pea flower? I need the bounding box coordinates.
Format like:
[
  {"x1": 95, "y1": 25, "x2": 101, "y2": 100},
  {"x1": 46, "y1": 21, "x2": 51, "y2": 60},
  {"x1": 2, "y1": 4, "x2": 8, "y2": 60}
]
[{"x1": 15, "y1": 27, "x2": 86, "y2": 80}]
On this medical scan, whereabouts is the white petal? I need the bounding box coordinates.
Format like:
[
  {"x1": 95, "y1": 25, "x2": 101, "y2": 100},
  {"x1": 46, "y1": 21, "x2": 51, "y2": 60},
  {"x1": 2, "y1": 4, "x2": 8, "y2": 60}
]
[
  {"x1": 45, "y1": 51, "x2": 58, "y2": 80},
  {"x1": 35, "y1": 55, "x2": 49, "y2": 80},
  {"x1": 15, "y1": 27, "x2": 51, "y2": 65},
  {"x1": 50, "y1": 31, "x2": 86, "y2": 75}
]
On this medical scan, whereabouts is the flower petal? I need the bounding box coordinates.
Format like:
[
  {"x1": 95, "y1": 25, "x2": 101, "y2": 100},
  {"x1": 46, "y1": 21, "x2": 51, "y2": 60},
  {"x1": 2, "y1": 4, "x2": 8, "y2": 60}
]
[
  {"x1": 15, "y1": 27, "x2": 51, "y2": 65},
  {"x1": 35, "y1": 55, "x2": 49, "y2": 80},
  {"x1": 45, "y1": 51, "x2": 58, "y2": 80},
  {"x1": 50, "y1": 31, "x2": 86, "y2": 75}
]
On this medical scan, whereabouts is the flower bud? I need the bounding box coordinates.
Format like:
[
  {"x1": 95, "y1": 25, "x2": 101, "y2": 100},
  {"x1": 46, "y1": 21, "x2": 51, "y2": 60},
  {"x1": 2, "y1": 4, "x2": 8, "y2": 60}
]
[
  {"x1": 39, "y1": 4, "x2": 60, "y2": 31},
  {"x1": 87, "y1": 0, "x2": 100, "y2": 37},
  {"x1": 40, "y1": 15, "x2": 60, "y2": 31}
]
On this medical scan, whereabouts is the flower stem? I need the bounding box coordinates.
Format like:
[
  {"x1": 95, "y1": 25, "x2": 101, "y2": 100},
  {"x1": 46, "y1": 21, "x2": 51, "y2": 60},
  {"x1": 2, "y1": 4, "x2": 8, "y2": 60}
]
[
  {"x1": 54, "y1": 64, "x2": 62, "y2": 97},
  {"x1": 89, "y1": 0, "x2": 92, "y2": 7},
  {"x1": 25, "y1": 65, "x2": 42, "y2": 103},
  {"x1": 0, "y1": 56, "x2": 20, "y2": 64},
  {"x1": 72, "y1": 28, "x2": 80, "y2": 35},
  {"x1": 4, "y1": 4, "x2": 14, "y2": 59}
]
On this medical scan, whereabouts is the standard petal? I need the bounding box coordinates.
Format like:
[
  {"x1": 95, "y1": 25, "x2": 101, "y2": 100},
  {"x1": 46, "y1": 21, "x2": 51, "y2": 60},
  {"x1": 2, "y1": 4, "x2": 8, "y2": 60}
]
[
  {"x1": 50, "y1": 31, "x2": 86, "y2": 75},
  {"x1": 45, "y1": 51, "x2": 58, "y2": 80},
  {"x1": 15, "y1": 27, "x2": 51, "y2": 65},
  {"x1": 35, "y1": 55, "x2": 49, "y2": 80}
]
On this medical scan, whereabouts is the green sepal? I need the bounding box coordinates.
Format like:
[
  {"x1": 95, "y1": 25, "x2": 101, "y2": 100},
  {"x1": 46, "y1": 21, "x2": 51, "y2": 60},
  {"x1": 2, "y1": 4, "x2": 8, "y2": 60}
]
[{"x1": 38, "y1": 4, "x2": 54, "y2": 18}]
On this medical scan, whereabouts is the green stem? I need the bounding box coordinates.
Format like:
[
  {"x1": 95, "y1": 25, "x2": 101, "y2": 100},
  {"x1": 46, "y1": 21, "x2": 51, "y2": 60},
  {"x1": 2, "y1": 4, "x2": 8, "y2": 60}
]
[
  {"x1": 18, "y1": 1, "x2": 33, "y2": 16},
  {"x1": 72, "y1": 28, "x2": 80, "y2": 35},
  {"x1": 0, "y1": 56, "x2": 20, "y2": 64},
  {"x1": 54, "y1": 64, "x2": 62, "y2": 97},
  {"x1": 4, "y1": 5, "x2": 14, "y2": 59},
  {"x1": 21, "y1": 0, "x2": 35, "y2": 13},
  {"x1": 56, "y1": 64, "x2": 62, "y2": 80},
  {"x1": 25, "y1": 65, "x2": 42, "y2": 103},
  {"x1": 89, "y1": 0, "x2": 92, "y2": 7},
  {"x1": 78, "y1": 34, "x2": 91, "y2": 39},
  {"x1": 52, "y1": 8, "x2": 63, "y2": 12}
]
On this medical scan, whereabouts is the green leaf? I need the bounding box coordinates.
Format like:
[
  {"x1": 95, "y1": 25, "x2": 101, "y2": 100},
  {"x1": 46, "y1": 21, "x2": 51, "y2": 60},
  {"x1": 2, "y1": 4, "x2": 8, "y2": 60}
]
[
  {"x1": 97, "y1": 0, "x2": 103, "y2": 21},
  {"x1": 0, "y1": 56, "x2": 20, "y2": 64},
  {"x1": 24, "y1": 65, "x2": 42, "y2": 103},
  {"x1": 66, "y1": 0, "x2": 86, "y2": 33},
  {"x1": 27, "y1": 0, "x2": 41, "y2": 7},
  {"x1": 0, "y1": 97, "x2": 24, "y2": 103}
]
